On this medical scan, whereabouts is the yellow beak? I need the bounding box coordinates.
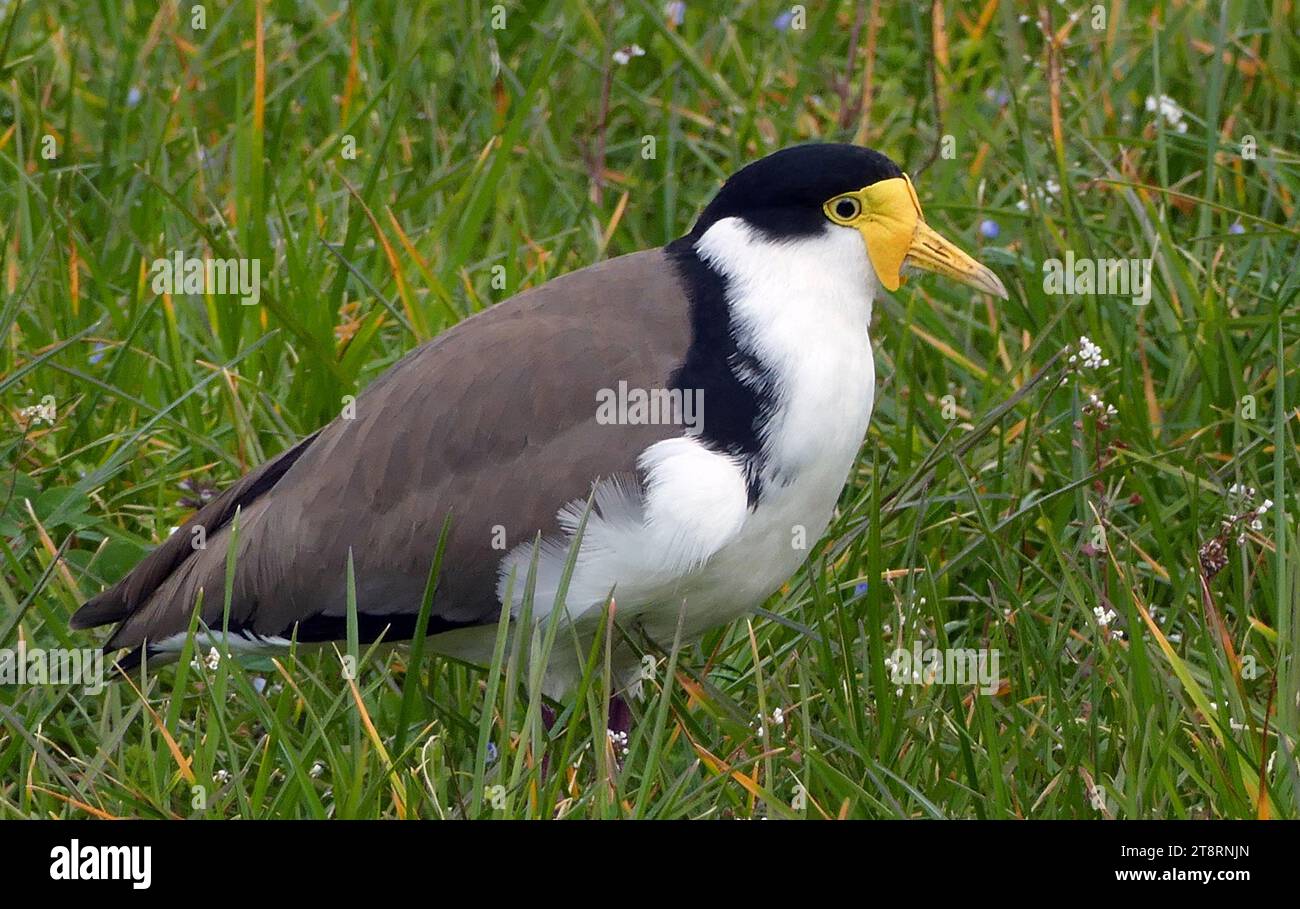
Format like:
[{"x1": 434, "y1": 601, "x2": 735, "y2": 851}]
[{"x1": 904, "y1": 220, "x2": 1009, "y2": 299}]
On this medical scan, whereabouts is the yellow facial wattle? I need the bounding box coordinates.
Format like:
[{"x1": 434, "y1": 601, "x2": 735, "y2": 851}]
[{"x1": 823, "y1": 174, "x2": 1008, "y2": 299}]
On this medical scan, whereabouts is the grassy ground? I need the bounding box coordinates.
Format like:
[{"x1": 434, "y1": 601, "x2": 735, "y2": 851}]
[{"x1": 1, "y1": 0, "x2": 1297, "y2": 819}]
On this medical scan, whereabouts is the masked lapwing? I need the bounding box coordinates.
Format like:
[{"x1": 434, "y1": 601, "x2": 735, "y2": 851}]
[{"x1": 72, "y1": 143, "x2": 1008, "y2": 717}]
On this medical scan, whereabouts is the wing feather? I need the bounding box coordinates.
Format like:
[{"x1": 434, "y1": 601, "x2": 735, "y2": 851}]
[{"x1": 76, "y1": 249, "x2": 694, "y2": 654}]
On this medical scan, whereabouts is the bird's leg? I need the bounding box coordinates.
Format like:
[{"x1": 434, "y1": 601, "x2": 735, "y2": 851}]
[
  {"x1": 607, "y1": 694, "x2": 632, "y2": 764},
  {"x1": 538, "y1": 703, "x2": 558, "y2": 780},
  {"x1": 608, "y1": 694, "x2": 632, "y2": 735}
]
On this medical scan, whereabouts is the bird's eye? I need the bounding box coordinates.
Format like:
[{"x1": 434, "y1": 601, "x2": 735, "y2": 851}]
[{"x1": 831, "y1": 196, "x2": 861, "y2": 221}]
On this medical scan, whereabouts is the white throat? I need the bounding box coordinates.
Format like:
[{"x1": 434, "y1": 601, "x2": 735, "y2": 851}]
[{"x1": 693, "y1": 217, "x2": 879, "y2": 487}]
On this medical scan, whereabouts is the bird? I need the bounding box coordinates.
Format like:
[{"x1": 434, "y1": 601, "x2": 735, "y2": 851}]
[{"x1": 72, "y1": 143, "x2": 1007, "y2": 728}]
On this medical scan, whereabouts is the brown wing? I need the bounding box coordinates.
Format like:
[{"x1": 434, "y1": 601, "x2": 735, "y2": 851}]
[{"x1": 72, "y1": 249, "x2": 693, "y2": 656}]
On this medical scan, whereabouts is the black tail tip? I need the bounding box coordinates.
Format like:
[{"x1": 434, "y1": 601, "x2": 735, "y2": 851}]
[
  {"x1": 113, "y1": 647, "x2": 146, "y2": 673},
  {"x1": 70, "y1": 594, "x2": 127, "y2": 631}
]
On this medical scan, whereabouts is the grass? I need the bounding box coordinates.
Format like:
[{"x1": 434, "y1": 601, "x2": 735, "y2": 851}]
[{"x1": 1, "y1": 0, "x2": 1297, "y2": 819}]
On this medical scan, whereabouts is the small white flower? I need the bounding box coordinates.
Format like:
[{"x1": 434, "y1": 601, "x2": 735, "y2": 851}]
[
  {"x1": 607, "y1": 728, "x2": 629, "y2": 756},
  {"x1": 190, "y1": 647, "x2": 222, "y2": 672},
  {"x1": 213, "y1": 769, "x2": 231, "y2": 784},
  {"x1": 17, "y1": 404, "x2": 50, "y2": 425},
  {"x1": 612, "y1": 44, "x2": 645, "y2": 65},
  {"x1": 1083, "y1": 393, "x2": 1117, "y2": 417},
  {"x1": 1093, "y1": 605, "x2": 1117, "y2": 627},
  {"x1": 1074, "y1": 335, "x2": 1108, "y2": 371},
  {"x1": 1145, "y1": 94, "x2": 1187, "y2": 130},
  {"x1": 1088, "y1": 782, "x2": 1106, "y2": 811},
  {"x1": 310, "y1": 760, "x2": 326, "y2": 779}
]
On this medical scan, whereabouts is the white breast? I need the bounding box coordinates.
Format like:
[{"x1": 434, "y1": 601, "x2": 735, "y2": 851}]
[{"x1": 646, "y1": 219, "x2": 879, "y2": 636}]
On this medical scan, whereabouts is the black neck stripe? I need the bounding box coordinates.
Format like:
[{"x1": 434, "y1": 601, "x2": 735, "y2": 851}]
[{"x1": 664, "y1": 236, "x2": 777, "y2": 506}]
